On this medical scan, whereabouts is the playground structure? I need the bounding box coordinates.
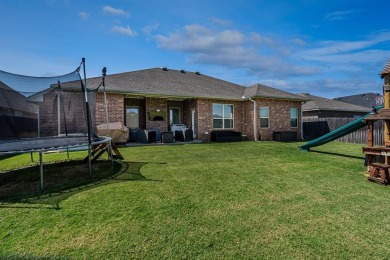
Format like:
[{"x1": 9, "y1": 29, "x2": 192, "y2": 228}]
[
  {"x1": 0, "y1": 59, "x2": 121, "y2": 193},
  {"x1": 299, "y1": 59, "x2": 390, "y2": 184},
  {"x1": 299, "y1": 106, "x2": 383, "y2": 151},
  {"x1": 362, "y1": 60, "x2": 390, "y2": 184}
]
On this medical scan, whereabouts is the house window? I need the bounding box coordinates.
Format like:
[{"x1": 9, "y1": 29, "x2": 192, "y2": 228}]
[
  {"x1": 259, "y1": 107, "x2": 269, "y2": 128},
  {"x1": 213, "y1": 104, "x2": 233, "y2": 129},
  {"x1": 290, "y1": 108, "x2": 298, "y2": 128},
  {"x1": 169, "y1": 107, "x2": 180, "y2": 125}
]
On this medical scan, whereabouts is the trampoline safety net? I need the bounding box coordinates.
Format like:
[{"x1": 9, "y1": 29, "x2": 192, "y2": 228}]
[{"x1": 0, "y1": 60, "x2": 99, "y2": 153}]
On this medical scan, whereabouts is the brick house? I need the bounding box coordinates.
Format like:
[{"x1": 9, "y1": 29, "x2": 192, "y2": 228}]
[
  {"x1": 297, "y1": 93, "x2": 370, "y2": 118},
  {"x1": 78, "y1": 68, "x2": 307, "y2": 142}
]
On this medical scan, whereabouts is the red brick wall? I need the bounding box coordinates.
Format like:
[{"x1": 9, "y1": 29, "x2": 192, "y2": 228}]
[
  {"x1": 256, "y1": 98, "x2": 302, "y2": 141},
  {"x1": 173, "y1": 98, "x2": 302, "y2": 142},
  {"x1": 196, "y1": 99, "x2": 245, "y2": 141},
  {"x1": 183, "y1": 99, "x2": 197, "y2": 134},
  {"x1": 96, "y1": 93, "x2": 124, "y2": 125}
]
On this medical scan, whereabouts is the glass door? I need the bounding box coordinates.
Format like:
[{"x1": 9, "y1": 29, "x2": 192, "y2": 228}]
[
  {"x1": 126, "y1": 106, "x2": 139, "y2": 129},
  {"x1": 169, "y1": 107, "x2": 180, "y2": 125}
]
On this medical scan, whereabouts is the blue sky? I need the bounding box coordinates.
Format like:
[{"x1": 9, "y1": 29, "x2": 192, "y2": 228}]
[{"x1": 1, "y1": 0, "x2": 389, "y2": 98}]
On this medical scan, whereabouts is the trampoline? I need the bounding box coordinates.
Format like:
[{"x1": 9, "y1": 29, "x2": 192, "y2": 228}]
[
  {"x1": 0, "y1": 136, "x2": 110, "y2": 154},
  {"x1": 0, "y1": 58, "x2": 115, "y2": 193}
]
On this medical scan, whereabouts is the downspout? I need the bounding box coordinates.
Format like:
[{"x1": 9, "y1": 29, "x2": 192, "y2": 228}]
[
  {"x1": 300, "y1": 101, "x2": 305, "y2": 140},
  {"x1": 249, "y1": 98, "x2": 257, "y2": 141}
]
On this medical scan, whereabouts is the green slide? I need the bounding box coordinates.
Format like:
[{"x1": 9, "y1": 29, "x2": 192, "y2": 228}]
[{"x1": 299, "y1": 105, "x2": 383, "y2": 151}]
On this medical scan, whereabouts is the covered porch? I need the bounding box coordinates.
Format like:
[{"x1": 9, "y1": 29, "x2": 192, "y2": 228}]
[{"x1": 96, "y1": 93, "x2": 198, "y2": 143}]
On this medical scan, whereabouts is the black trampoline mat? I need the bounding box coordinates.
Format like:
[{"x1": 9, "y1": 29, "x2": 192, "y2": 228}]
[{"x1": 0, "y1": 136, "x2": 108, "y2": 153}]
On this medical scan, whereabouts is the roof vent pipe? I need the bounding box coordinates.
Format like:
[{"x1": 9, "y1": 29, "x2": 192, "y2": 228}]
[
  {"x1": 179, "y1": 69, "x2": 185, "y2": 73},
  {"x1": 161, "y1": 67, "x2": 168, "y2": 71},
  {"x1": 194, "y1": 71, "x2": 201, "y2": 75}
]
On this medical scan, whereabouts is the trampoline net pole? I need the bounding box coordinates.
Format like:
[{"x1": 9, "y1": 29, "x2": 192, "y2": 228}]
[
  {"x1": 108, "y1": 141, "x2": 113, "y2": 166},
  {"x1": 104, "y1": 86, "x2": 109, "y2": 136},
  {"x1": 57, "y1": 89, "x2": 61, "y2": 136},
  {"x1": 88, "y1": 144, "x2": 92, "y2": 177},
  {"x1": 102, "y1": 67, "x2": 109, "y2": 137},
  {"x1": 39, "y1": 151, "x2": 44, "y2": 194}
]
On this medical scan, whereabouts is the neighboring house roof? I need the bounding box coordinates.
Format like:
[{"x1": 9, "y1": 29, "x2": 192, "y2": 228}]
[
  {"x1": 297, "y1": 93, "x2": 370, "y2": 113},
  {"x1": 380, "y1": 59, "x2": 390, "y2": 78},
  {"x1": 244, "y1": 84, "x2": 308, "y2": 101},
  {"x1": 0, "y1": 81, "x2": 38, "y2": 113},
  {"x1": 333, "y1": 92, "x2": 383, "y2": 108},
  {"x1": 62, "y1": 67, "x2": 304, "y2": 101}
]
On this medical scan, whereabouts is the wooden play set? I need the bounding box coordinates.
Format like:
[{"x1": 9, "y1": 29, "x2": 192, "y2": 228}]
[{"x1": 363, "y1": 59, "x2": 390, "y2": 184}]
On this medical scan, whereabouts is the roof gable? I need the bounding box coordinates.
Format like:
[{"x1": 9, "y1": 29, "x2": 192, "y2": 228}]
[{"x1": 244, "y1": 84, "x2": 308, "y2": 101}]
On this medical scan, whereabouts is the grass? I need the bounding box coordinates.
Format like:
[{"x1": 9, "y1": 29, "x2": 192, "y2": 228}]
[{"x1": 1, "y1": 141, "x2": 390, "y2": 259}]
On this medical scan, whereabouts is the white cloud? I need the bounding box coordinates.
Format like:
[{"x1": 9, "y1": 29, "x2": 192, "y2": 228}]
[
  {"x1": 103, "y1": 5, "x2": 129, "y2": 17},
  {"x1": 155, "y1": 24, "x2": 316, "y2": 77},
  {"x1": 290, "y1": 37, "x2": 307, "y2": 46},
  {"x1": 143, "y1": 23, "x2": 159, "y2": 37},
  {"x1": 78, "y1": 11, "x2": 90, "y2": 20},
  {"x1": 323, "y1": 10, "x2": 355, "y2": 21},
  {"x1": 111, "y1": 25, "x2": 137, "y2": 37},
  {"x1": 258, "y1": 79, "x2": 289, "y2": 89},
  {"x1": 209, "y1": 17, "x2": 233, "y2": 26},
  {"x1": 289, "y1": 78, "x2": 383, "y2": 99},
  {"x1": 295, "y1": 31, "x2": 390, "y2": 64},
  {"x1": 156, "y1": 24, "x2": 245, "y2": 53}
]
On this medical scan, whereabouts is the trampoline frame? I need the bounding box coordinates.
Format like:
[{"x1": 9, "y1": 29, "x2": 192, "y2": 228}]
[{"x1": 0, "y1": 136, "x2": 112, "y2": 193}]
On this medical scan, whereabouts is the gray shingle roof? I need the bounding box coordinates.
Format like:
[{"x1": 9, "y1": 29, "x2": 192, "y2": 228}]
[
  {"x1": 380, "y1": 59, "x2": 390, "y2": 78},
  {"x1": 334, "y1": 92, "x2": 383, "y2": 108},
  {"x1": 298, "y1": 93, "x2": 370, "y2": 113},
  {"x1": 0, "y1": 81, "x2": 38, "y2": 113},
  {"x1": 64, "y1": 68, "x2": 305, "y2": 101},
  {"x1": 82, "y1": 68, "x2": 246, "y2": 100},
  {"x1": 244, "y1": 84, "x2": 308, "y2": 101}
]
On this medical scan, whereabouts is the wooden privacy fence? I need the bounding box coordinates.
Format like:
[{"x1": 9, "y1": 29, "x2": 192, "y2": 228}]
[{"x1": 302, "y1": 117, "x2": 384, "y2": 146}]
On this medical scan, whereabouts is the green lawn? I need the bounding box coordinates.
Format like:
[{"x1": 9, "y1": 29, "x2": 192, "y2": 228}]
[{"x1": 1, "y1": 141, "x2": 390, "y2": 259}]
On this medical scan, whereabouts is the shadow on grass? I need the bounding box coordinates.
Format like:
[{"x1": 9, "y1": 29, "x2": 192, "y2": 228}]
[
  {"x1": 310, "y1": 150, "x2": 365, "y2": 160},
  {"x1": 0, "y1": 160, "x2": 164, "y2": 209}
]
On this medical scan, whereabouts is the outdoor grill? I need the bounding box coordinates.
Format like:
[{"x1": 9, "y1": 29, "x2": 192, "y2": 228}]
[{"x1": 170, "y1": 124, "x2": 187, "y2": 132}]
